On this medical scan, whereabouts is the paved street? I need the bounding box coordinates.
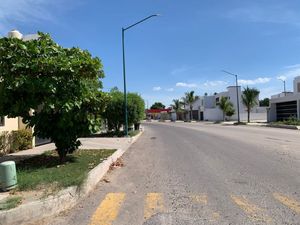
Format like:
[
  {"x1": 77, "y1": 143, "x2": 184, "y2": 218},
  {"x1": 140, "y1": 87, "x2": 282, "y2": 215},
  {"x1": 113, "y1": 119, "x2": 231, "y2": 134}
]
[{"x1": 45, "y1": 122, "x2": 300, "y2": 225}]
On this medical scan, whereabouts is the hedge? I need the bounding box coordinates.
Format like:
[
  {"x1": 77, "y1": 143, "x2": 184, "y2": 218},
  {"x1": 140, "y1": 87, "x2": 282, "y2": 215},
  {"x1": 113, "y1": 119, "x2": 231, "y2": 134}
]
[{"x1": 0, "y1": 130, "x2": 33, "y2": 156}]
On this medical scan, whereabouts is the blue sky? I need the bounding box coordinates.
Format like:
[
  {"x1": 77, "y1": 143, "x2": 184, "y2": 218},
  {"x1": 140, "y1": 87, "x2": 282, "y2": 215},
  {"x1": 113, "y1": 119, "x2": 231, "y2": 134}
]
[{"x1": 1, "y1": 0, "x2": 300, "y2": 106}]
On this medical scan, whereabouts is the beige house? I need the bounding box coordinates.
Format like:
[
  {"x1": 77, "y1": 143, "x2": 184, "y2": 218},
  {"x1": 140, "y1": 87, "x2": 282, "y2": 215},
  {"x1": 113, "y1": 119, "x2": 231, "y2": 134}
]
[{"x1": 0, "y1": 117, "x2": 27, "y2": 133}]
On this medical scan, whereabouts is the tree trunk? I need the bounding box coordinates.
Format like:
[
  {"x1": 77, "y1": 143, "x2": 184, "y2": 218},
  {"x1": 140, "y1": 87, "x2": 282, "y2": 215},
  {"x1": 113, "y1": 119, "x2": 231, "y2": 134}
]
[
  {"x1": 223, "y1": 112, "x2": 225, "y2": 121},
  {"x1": 247, "y1": 107, "x2": 250, "y2": 123},
  {"x1": 190, "y1": 106, "x2": 193, "y2": 121},
  {"x1": 58, "y1": 149, "x2": 67, "y2": 164}
]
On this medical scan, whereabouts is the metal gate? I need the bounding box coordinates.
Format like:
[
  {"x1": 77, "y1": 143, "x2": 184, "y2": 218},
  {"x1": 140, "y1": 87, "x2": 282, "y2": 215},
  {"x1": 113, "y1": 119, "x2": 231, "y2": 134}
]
[
  {"x1": 276, "y1": 101, "x2": 297, "y2": 121},
  {"x1": 35, "y1": 136, "x2": 51, "y2": 146}
]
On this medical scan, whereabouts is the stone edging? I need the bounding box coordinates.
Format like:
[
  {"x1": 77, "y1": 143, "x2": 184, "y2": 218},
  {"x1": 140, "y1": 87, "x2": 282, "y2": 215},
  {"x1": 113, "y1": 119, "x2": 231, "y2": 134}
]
[
  {"x1": 0, "y1": 131, "x2": 143, "y2": 225},
  {"x1": 265, "y1": 124, "x2": 300, "y2": 130}
]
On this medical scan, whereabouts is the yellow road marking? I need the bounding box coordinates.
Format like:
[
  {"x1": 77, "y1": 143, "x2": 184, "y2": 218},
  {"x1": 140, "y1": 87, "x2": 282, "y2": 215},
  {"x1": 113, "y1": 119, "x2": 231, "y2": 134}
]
[
  {"x1": 190, "y1": 194, "x2": 220, "y2": 222},
  {"x1": 273, "y1": 193, "x2": 300, "y2": 214},
  {"x1": 90, "y1": 193, "x2": 126, "y2": 225},
  {"x1": 144, "y1": 193, "x2": 165, "y2": 220},
  {"x1": 190, "y1": 194, "x2": 208, "y2": 205},
  {"x1": 210, "y1": 212, "x2": 220, "y2": 222},
  {"x1": 231, "y1": 195, "x2": 272, "y2": 223}
]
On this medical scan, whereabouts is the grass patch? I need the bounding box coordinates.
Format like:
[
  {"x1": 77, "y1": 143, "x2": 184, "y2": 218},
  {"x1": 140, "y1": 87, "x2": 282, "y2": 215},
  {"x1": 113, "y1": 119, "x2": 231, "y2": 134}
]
[
  {"x1": 89, "y1": 130, "x2": 140, "y2": 138},
  {"x1": 233, "y1": 122, "x2": 247, "y2": 125},
  {"x1": 16, "y1": 149, "x2": 116, "y2": 191},
  {"x1": 0, "y1": 196, "x2": 22, "y2": 210},
  {"x1": 271, "y1": 117, "x2": 300, "y2": 126}
]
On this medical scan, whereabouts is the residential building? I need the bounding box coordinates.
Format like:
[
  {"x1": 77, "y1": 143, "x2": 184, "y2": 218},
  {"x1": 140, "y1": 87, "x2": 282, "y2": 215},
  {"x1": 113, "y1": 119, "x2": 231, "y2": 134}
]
[
  {"x1": 146, "y1": 109, "x2": 172, "y2": 120},
  {"x1": 268, "y1": 76, "x2": 300, "y2": 122},
  {"x1": 185, "y1": 86, "x2": 267, "y2": 121}
]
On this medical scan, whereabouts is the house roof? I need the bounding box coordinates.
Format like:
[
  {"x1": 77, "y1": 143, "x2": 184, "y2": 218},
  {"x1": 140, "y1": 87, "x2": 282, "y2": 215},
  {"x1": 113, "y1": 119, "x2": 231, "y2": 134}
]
[{"x1": 146, "y1": 109, "x2": 171, "y2": 114}]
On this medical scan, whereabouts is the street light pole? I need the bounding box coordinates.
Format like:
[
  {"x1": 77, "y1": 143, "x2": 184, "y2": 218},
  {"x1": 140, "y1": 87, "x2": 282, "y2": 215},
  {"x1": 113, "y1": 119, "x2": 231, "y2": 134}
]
[
  {"x1": 122, "y1": 28, "x2": 128, "y2": 136},
  {"x1": 278, "y1": 78, "x2": 286, "y2": 95},
  {"x1": 222, "y1": 70, "x2": 240, "y2": 123},
  {"x1": 122, "y1": 14, "x2": 159, "y2": 136}
]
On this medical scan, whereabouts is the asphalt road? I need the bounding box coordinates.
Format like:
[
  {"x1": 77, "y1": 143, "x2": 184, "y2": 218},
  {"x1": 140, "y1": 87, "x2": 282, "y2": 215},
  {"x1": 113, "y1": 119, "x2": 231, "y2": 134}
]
[{"x1": 44, "y1": 122, "x2": 300, "y2": 225}]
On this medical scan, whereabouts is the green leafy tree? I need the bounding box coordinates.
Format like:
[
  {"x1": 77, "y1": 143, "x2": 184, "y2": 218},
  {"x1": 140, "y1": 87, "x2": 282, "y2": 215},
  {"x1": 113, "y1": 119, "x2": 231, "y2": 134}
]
[
  {"x1": 242, "y1": 86, "x2": 260, "y2": 123},
  {"x1": 150, "y1": 102, "x2": 165, "y2": 109},
  {"x1": 0, "y1": 32, "x2": 107, "y2": 162},
  {"x1": 103, "y1": 89, "x2": 145, "y2": 132},
  {"x1": 225, "y1": 106, "x2": 235, "y2": 118},
  {"x1": 170, "y1": 99, "x2": 183, "y2": 112},
  {"x1": 184, "y1": 91, "x2": 198, "y2": 121},
  {"x1": 127, "y1": 92, "x2": 145, "y2": 128},
  {"x1": 218, "y1": 96, "x2": 235, "y2": 121},
  {"x1": 259, "y1": 98, "x2": 269, "y2": 107},
  {"x1": 103, "y1": 89, "x2": 124, "y2": 131},
  {"x1": 170, "y1": 99, "x2": 183, "y2": 120}
]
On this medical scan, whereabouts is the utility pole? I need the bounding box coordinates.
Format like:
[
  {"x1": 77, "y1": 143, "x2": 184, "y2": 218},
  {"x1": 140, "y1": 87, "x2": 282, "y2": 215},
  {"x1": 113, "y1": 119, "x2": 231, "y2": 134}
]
[
  {"x1": 122, "y1": 14, "x2": 159, "y2": 136},
  {"x1": 222, "y1": 70, "x2": 241, "y2": 123}
]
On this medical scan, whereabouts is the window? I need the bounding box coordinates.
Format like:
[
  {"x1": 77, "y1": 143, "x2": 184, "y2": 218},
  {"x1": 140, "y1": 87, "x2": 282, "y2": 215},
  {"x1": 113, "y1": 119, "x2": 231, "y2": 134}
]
[
  {"x1": 297, "y1": 83, "x2": 300, "y2": 93},
  {"x1": 216, "y1": 97, "x2": 220, "y2": 106},
  {"x1": 0, "y1": 117, "x2": 4, "y2": 126}
]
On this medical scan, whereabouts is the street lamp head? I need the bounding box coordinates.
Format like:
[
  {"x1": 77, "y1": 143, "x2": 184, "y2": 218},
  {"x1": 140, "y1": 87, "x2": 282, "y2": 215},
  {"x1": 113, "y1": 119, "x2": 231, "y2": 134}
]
[{"x1": 221, "y1": 70, "x2": 237, "y2": 77}]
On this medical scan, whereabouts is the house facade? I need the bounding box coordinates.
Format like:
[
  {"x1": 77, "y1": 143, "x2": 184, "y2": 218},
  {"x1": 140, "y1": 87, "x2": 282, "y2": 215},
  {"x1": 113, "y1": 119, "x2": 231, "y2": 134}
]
[
  {"x1": 0, "y1": 117, "x2": 21, "y2": 133},
  {"x1": 146, "y1": 109, "x2": 172, "y2": 120},
  {"x1": 268, "y1": 76, "x2": 300, "y2": 122},
  {"x1": 185, "y1": 86, "x2": 267, "y2": 121}
]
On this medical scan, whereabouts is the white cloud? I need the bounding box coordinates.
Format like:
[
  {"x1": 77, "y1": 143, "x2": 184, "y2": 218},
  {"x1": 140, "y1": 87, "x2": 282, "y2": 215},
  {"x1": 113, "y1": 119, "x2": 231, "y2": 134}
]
[
  {"x1": 238, "y1": 77, "x2": 271, "y2": 85},
  {"x1": 284, "y1": 64, "x2": 300, "y2": 69},
  {"x1": 226, "y1": 4, "x2": 300, "y2": 27},
  {"x1": 277, "y1": 65, "x2": 300, "y2": 79},
  {"x1": 165, "y1": 88, "x2": 174, "y2": 92},
  {"x1": 259, "y1": 87, "x2": 282, "y2": 99},
  {"x1": 277, "y1": 75, "x2": 287, "y2": 81},
  {"x1": 175, "y1": 82, "x2": 197, "y2": 88},
  {"x1": 204, "y1": 80, "x2": 227, "y2": 87},
  {"x1": 152, "y1": 86, "x2": 162, "y2": 91},
  {"x1": 0, "y1": 0, "x2": 69, "y2": 35}
]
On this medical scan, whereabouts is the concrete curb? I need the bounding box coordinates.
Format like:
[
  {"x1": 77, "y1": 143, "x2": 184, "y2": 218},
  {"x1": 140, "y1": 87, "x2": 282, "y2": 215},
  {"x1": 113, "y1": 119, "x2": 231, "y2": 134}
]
[
  {"x1": 265, "y1": 124, "x2": 300, "y2": 130},
  {"x1": 0, "y1": 131, "x2": 143, "y2": 225}
]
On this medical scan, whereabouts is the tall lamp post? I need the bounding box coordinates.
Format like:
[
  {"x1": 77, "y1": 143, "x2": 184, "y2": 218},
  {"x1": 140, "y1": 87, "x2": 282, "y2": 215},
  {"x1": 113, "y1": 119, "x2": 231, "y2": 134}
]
[
  {"x1": 278, "y1": 78, "x2": 286, "y2": 95},
  {"x1": 222, "y1": 70, "x2": 240, "y2": 123},
  {"x1": 122, "y1": 14, "x2": 159, "y2": 136}
]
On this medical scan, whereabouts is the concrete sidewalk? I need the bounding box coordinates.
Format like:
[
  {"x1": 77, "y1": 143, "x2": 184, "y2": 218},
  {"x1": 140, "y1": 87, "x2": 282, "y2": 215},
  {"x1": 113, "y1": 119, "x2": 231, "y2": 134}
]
[{"x1": 0, "y1": 137, "x2": 135, "y2": 163}]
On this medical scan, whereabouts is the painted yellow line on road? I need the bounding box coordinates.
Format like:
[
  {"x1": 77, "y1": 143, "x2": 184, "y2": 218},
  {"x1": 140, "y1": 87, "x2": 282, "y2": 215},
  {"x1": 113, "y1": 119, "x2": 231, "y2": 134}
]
[
  {"x1": 190, "y1": 194, "x2": 208, "y2": 205},
  {"x1": 144, "y1": 193, "x2": 165, "y2": 220},
  {"x1": 90, "y1": 193, "x2": 126, "y2": 225},
  {"x1": 210, "y1": 212, "x2": 221, "y2": 222},
  {"x1": 190, "y1": 194, "x2": 220, "y2": 222},
  {"x1": 273, "y1": 193, "x2": 300, "y2": 214},
  {"x1": 231, "y1": 195, "x2": 272, "y2": 223}
]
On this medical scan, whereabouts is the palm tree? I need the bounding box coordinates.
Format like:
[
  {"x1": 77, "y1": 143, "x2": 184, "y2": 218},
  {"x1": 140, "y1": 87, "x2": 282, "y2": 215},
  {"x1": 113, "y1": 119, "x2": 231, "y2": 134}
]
[
  {"x1": 181, "y1": 96, "x2": 188, "y2": 121},
  {"x1": 218, "y1": 96, "x2": 234, "y2": 121},
  {"x1": 170, "y1": 99, "x2": 183, "y2": 120},
  {"x1": 242, "y1": 86, "x2": 260, "y2": 123},
  {"x1": 184, "y1": 91, "x2": 198, "y2": 121}
]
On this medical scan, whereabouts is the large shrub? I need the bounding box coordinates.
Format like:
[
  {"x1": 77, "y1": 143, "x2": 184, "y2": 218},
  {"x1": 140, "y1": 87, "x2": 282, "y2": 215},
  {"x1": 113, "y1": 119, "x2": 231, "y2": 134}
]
[
  {"x1": 0, "y1": 130, "x2": 32, "y2": 156},
  {"x1": 103, "y1": 88, "x2": 145, "y2": 132},
  {"x1": 0, "y1": 131, "x2": 10, "y2": 156},
  {"x1": 10, "y1": 130, "x2": 33, "y2": 153}
]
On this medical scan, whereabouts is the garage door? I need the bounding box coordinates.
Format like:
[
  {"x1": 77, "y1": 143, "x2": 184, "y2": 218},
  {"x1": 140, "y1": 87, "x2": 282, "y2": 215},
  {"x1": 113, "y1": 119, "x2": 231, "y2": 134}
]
[
  {"x1": 276, "y1": 101, "x2": 297, "y2": 121},
  {"x1": 35, "y1": 136, "x2": 51, "y2": 146}
]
